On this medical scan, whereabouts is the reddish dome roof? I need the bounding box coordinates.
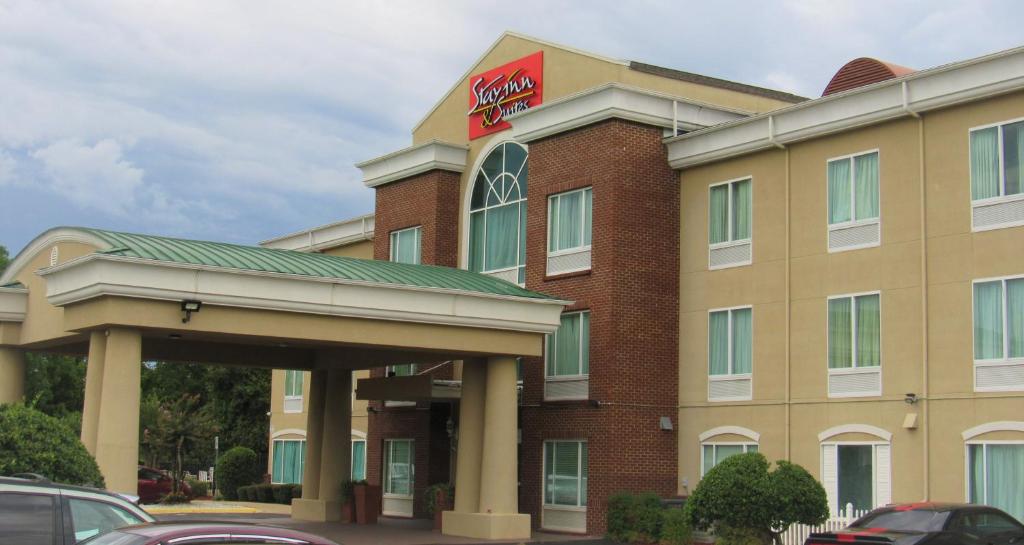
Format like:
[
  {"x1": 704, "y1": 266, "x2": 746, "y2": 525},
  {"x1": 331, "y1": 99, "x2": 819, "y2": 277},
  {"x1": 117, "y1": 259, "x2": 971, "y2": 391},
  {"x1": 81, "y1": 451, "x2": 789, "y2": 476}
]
[{"x1": 822, "y1": 57, "x2": 915, "y2": 96}]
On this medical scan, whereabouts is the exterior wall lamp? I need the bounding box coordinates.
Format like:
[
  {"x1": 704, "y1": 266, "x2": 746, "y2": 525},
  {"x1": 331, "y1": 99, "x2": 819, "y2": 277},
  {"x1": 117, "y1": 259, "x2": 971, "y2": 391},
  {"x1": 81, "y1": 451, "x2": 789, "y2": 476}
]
[{"x1": 181, "y1": 300, "x2": 202, "y2": 323}]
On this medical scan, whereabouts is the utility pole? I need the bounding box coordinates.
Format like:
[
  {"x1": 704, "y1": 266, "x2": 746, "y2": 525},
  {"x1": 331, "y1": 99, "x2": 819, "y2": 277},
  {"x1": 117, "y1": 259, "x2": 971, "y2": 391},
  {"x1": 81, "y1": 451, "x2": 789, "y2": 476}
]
[{"x1": 212, "y1": 435, "x2": 219, "y2": 498}]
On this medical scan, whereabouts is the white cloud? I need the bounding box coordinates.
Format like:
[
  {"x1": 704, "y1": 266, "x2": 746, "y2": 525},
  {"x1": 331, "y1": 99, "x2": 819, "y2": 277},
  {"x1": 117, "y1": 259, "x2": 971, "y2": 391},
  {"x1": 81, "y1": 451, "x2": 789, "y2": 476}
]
[
  {"x1": 31, "y1": 139, "x2": 144, "y2": 216},
  {"x1": 0, "y1": 150, "x2": 16, "y2": 185}
]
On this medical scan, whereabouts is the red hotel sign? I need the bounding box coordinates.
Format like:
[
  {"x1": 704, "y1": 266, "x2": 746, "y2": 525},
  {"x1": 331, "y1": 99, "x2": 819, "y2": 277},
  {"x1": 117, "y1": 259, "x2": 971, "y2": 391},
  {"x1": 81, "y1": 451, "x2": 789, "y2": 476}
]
[{"x1": 467, "y1": 51, "x2": 544, "y2": 140}]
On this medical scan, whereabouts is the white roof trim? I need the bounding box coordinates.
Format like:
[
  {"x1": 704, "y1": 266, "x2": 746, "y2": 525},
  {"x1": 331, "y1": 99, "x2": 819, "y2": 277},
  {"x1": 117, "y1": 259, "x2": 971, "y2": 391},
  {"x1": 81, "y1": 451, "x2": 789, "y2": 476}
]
[
  {"x1": 818, "y1": 424, "x2": 892, "y2": 442},
  {"x1": 962, "y1": 421, "x2": 1024, "y2": 441},
  {"x1": 508, "y1": 83, "x2": 748, "y2": 143},
  {"x1": 0, "y1": 286, "x2": 28, "y2": 322},
  {"x1": 357, "y1": 140, "x2": 468, "y2": 188},
  {"x1": 667, "y1": 45, "x2": 1024, "y2": 169},
  {"x1": 410, "y1": 30, "x2": 629, "y2": 135},
  {"x1": 271, "y1": 428, "x2": 307, "y2": 439},
  {"x1": 0, "y1": 227, "x2": 111, "y2": 286},
  {"x1": 260, "y1": 213, "x2": 374, "y2": 252},
  {"x1": 698, "y1": 425, "x2": 760, "y2": 442},
  {"x1": 38, "y1": 253, "x2": 566, "y2": 334}
]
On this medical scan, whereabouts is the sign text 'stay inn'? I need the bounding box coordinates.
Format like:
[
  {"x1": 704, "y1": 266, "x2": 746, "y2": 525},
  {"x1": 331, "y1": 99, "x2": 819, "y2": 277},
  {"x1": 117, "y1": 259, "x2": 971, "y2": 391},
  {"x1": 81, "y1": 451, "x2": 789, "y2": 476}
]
[{"x1": 467, "y1": 51, "x2": 544, "y2": 139}]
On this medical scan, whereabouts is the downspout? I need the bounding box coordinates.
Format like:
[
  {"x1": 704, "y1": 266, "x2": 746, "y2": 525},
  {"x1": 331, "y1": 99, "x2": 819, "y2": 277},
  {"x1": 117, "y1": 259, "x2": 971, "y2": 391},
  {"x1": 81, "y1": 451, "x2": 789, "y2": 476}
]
[
  {"x1": 673, "y1": 100, "x2": 679, "y2": 135},
  {"x1": 784, "y1": 145, "x2": 792, "y2": 460},
  {"x1": 768, "y1": 116, "x2": 786, "y2": 150}
]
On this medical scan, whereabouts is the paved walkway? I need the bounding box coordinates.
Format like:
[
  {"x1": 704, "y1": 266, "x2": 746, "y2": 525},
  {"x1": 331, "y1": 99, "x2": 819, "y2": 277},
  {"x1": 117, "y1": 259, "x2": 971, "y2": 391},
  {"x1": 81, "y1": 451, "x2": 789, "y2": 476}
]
[{"x1": 153, "y1": 508, "x2": 605, "y2": 545}]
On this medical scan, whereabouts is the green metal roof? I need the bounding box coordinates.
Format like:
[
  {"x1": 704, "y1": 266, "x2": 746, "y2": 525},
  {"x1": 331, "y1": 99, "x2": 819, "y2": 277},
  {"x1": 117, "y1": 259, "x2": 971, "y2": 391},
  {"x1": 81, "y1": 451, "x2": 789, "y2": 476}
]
[{"x1": 79, "y1": 228, "x2": 555, "y2": 300}]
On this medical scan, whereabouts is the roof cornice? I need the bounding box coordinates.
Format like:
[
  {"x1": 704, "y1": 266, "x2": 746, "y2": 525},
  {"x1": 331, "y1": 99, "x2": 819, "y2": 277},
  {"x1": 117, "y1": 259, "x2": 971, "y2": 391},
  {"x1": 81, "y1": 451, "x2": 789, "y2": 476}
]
[
  {"x1": 260, "y1": 213, "x2": 374, "y2": 252},
  {"x1": 666, "y1": 45, "x2": 1024, "y2": 169},
  {"x1": 357, "y1": 140, "x2": 469, "y2": 188},
  {"x1": 0, "y1": 286, "x2": 28, "y2": 322},
  {"x1": 507, "y1": 83, "x2": 749, "y2": 143}
]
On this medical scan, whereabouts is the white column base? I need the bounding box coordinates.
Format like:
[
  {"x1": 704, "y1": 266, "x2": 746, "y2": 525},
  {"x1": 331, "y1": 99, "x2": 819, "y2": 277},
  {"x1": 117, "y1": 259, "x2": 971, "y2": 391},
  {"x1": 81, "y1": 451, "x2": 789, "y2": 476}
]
[
  {"x1": 291, "y1": 498, "x2": 343, "y2": 522},
  {"x1": 441, "y1": 511, "x2": 531, "y2": 540}
]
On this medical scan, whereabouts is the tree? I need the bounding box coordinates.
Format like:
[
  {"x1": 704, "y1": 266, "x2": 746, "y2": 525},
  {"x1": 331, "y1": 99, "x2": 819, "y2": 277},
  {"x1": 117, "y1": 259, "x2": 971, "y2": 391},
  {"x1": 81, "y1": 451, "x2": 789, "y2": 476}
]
[
  {"x1": 0, "y1": 244, "x2": 9, "y2": 275},
  {"x1": 146, "y1": 393, "x2": 218, "y2": 496},
  {"x1": 686, "y1": 452, "x2": 828, "y2": 545},
  {"x1": 0, "y1": 404, "x2": 104, "y2": 487},
  {"x1": 217, "y1": 446, "x2": 262, "y2": 500}
]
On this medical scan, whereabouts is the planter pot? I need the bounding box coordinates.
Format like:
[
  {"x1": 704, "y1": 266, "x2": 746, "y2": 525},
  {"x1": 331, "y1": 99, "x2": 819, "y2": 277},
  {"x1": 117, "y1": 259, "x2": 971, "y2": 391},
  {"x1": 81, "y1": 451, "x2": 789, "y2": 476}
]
[
  {"x1": 354, "y1": 484, "x2": 381, "y2": 524},
  {"x1": 341, "y1": 499, "x2": 355, "y2": 523},
  {"x1": 431, "y1": 490, "x2": 449, "y2": 530}
]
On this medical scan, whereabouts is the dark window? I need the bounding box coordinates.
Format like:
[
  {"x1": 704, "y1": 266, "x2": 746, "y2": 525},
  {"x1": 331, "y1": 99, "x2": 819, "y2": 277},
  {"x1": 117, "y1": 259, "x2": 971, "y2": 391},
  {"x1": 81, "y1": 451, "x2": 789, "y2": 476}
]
[
  {"x1": 68, "y1": 498, "x2": 146, "y2": 543},
  {"x1": 0, "y1": 492, "x2": 56, "y2": 545},
  {"x1": 958, "y1": 510, "x2": 1024, "y2": 539},
  {"x1": 851, "y1": 509, "x2": 949, "y2": 532}
]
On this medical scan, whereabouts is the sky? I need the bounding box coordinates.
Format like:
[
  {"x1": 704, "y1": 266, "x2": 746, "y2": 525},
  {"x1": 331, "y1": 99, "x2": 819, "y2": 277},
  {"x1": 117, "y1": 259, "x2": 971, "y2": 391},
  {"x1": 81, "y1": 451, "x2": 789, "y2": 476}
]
[{"x1": 1, "y1": 0, "x2": 1021, "y2": 255}]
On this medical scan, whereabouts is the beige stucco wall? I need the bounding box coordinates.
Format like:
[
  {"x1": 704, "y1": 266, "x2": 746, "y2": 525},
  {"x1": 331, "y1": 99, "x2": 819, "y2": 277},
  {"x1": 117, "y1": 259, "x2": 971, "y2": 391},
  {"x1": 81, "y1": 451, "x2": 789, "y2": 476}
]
[
  {"x1": 320, "y1": 240, "x2": 373, "y2": 259},
  {"x1": 12, "y1": 241, "x2": 99, "y2": 347},
  {"x1": 677, "y1": 91, "x2": 1024, "y2": 504}
]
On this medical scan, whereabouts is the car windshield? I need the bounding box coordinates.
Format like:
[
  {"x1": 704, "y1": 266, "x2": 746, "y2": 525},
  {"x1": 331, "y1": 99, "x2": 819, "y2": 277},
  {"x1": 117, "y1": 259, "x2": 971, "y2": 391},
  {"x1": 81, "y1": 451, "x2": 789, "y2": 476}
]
[
  {"x1": 80, "y1": 530, "x2": 146, "y2": 545},
  {"x1": 850, "y1": 510, "x2": 950, "y2": 532}
]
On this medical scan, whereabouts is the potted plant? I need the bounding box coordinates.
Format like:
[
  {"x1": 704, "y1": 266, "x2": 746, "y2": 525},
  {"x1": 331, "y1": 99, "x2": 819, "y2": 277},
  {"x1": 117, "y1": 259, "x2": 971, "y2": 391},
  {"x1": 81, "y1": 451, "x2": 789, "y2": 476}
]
[
  {"x1": 353, "y1": 480, "x2": 381, "y2": 524},
  {"x1": 339, "y1": 480, "x2": 356, "y2": 523},
  {"x1": 424, "y1": 482, "x2": 454, "y2": 530}
]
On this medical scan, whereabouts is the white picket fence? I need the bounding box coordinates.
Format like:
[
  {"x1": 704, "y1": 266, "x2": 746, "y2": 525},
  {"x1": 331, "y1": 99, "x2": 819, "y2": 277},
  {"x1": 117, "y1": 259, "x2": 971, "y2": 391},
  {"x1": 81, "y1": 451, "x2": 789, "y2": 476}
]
[{"x1": 780, "y1": 504, "x2": 869, "y2": 545}]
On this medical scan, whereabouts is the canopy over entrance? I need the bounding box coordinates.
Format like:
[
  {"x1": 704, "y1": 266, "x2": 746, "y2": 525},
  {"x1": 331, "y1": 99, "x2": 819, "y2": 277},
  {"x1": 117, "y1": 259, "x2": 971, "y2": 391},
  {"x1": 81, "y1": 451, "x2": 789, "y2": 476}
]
[{"x1": 0, "y1": 227, "x2": 566, "y2": 538}]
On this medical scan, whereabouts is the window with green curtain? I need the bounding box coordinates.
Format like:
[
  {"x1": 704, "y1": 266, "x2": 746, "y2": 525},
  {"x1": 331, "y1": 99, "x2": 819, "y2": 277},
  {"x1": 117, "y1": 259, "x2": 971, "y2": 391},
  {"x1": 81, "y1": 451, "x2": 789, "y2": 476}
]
[
  {"x1": 702, "y1": 443, "x2": 758, "y2": 475},
  {"x1": 285, "y1": 370, "x2": 303, "y2": 397},
  {"x1": 709, "y1": 178, "x2": 751, "y2": 244},
  {"x1": 468, "y1": 142, "x2": 528, "y2": 282},
  {"x1": 384, "y1": 439, "x2": 413, "y2": 496},
  {"x1": 968, "y1": 443, "x2": 1024, "y2": 522},
  {"x1": 544, "y1": 441, "x2": 587, "y2": 507},
  {"x1": 829, "y1": 151, "x2": 878, "y2": 224},
  {"x1": 709, "y1": 307, "x2": 752, "y2": 376},
  {"x1": 548, "y1": 188, "x2": 592, "y2": 253},
  {"x1": 351, "y1": 441, "x2": 366, "y2": 481},
  {"x1": 389, "y1": 364, "x2": 416, "y2": 377},
  {"x1": 389, "y1": 227, "x2": 421, "y2": 265},
  {"x1": 974, "y1": 278, "x2": 1024, "y2": 360},
  {"x1": 971, "y1": 121, "x2": 1024, "y2": 201},
  {"x1": 829, "y1": 294, "x2": 880, "y2": 369},
  {"x1": 546, "y1": 311, "x2": 589, "y2": 377},
  {"x1": 272, "y1": 439, "x2": 305, "y2": 484},
  {"x1": 1004, "y1": 121, "x2": 1024, "y2": 196}
]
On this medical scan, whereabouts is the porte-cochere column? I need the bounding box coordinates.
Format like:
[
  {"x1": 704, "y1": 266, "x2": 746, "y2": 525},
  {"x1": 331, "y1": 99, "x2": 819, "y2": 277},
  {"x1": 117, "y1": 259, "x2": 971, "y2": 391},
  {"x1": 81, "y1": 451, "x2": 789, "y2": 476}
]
[
  {"x1": 0, "y1": 347, "x2": 25, "y2": 405},
  {"x1": 293, "y1": 363, "x2": 353, "y2": 522},
  {"x1": 442, "y1": 355, "x2": 530, "y2": 539},
  {"x1": 93, "y1": 327, "x2": 142, "y2": 494}
]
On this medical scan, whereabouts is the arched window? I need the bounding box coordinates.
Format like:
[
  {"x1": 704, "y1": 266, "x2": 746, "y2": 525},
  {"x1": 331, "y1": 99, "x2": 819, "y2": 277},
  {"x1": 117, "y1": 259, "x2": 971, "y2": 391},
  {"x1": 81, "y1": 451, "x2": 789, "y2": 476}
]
[{"x1": 468, "y1": 142, "x2": 528, "y2": 284}]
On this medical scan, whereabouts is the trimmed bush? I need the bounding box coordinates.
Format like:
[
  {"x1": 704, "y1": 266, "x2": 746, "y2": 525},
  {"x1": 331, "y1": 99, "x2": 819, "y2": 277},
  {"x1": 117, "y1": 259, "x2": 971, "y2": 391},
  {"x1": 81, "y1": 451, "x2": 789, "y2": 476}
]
[
  {"x1": 606, "y1": 492, "x2": 666, "y2": 543},
  {"x1": 0, "y1": 404, "x2": 104, "y2": 487},
  {"x1": 607, "y1": 492, "x2": 635, "y2": 542},
  {"x1": 255, "y1": 483, "x2": 274, "y2": 503},
  {"x1": 660, "y1": 507, "x2": 692, "y2": 545},
  {"x1": 273, "y1": 484, "x2": 298, "y2": 504},
  {"x1": 186, "y1": 479, "x2": 208, "y2": 499},
  {"x1": 291, "y1": 484, "x2": 303, "y2": 499},
  {"x1": 160, "y1": 491, "x2": 190, "y2": 505},
  {"x1": 236, "y1": 485, "x2": 254, "y2": 501},
  {"x1": 217, "y1": 446, "x2": 261, "y2": 500}
]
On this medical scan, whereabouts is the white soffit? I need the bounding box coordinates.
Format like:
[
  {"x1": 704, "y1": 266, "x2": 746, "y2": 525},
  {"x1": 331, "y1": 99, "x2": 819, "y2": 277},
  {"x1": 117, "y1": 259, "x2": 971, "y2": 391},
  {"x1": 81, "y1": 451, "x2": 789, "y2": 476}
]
[
  {"x1": 38, "y1": 254, "x2": 566, "y2": 334},
  {"x1": 357, "y1": 140, "x2": 469, "y2": 188},
  {"x1": 667, "y1": 45, "x2": 1024, "y2": 169},
  {"x1": 260, "y1": 213, "x2": 374, "y2": 252},
  {"x1": 0, "y1": 286, "x2": 28, "y2": 322},
  {"x1": 508, "y1": 83, "x2": 748, "y2": 143}
]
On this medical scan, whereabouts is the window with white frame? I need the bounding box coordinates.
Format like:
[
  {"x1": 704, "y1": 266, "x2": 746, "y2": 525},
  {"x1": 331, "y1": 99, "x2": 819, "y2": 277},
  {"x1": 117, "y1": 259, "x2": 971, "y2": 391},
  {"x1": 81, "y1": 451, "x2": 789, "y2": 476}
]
[
  {"x1": 284, "y1": 370, "x2": 303, "y2": 413},
  {"x1": 271, "y1": 439, "x2": 305, "y2": 484},
  {"x1": 468, "y1": 142, "x2": 528, "y2": 285},
  {"x1": 547, "y1": 187, "x2": 592, "y2": 275},
  {"x1": 701, "y1": 443, "x2": 758, "y2": 476},
  {"x1": 967, "y1": 442, "x2": 1024, "y2": 522},
  {"x1": 389, "y1": 226, "x2": 421, "y2": 264},
  {"x1": 827, "y1": 293, "x2": 881, "y2": 397},
  {"x1": 708, "y1": 307, "x2": 752, "y2": 401},
  {"x1": 545, "y1": 311, "x2": 589, "y2": 400},
  {"x1": 388, "y1": 364, "x2": 417, "y2": 377},
  {"x1": 708, "y1": 177, "x2": 752, "y2": 268},
  {"x1": 544, "y1": 441, "x2": 587, "y2": 508},
  {"x1": 971, "y1": 119, "x2": 1024, "y2": 231},
  {"x1": 972, "y1": 277, "x2": 1024, "y2": 391},
  {"x1": 383, "y1": 439, "x2": 414, "y2": 496},
  {"x1": 351, "y1": 440, "x2": 366, "y2": 481},
  {"x1": 827, "y1": 151, "x2": 880, "y2": 251}
]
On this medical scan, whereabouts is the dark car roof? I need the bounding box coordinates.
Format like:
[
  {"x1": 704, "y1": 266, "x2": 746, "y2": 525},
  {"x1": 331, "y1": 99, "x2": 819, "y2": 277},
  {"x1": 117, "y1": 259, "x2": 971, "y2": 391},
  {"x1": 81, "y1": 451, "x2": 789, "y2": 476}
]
[
  {"x1": 869, "y1": 502, "x2": 993, "y2": 513},
  {"x1": 115, "y1": 521, "x2": 336, "y2": 543}
]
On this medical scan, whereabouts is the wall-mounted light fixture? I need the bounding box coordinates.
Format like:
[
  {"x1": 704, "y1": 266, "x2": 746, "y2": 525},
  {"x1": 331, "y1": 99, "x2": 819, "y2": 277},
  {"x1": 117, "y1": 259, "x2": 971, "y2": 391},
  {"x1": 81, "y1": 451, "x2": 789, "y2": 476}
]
[
  {"x1": 659, "y1": 416, "x2": 674, "y2": 431},
  {"x1": 181, "y1": 300, "x2": 202, "y2": 323},
  {"x1": 904, "y1": 393, "x2": 918, "y2": 405}
]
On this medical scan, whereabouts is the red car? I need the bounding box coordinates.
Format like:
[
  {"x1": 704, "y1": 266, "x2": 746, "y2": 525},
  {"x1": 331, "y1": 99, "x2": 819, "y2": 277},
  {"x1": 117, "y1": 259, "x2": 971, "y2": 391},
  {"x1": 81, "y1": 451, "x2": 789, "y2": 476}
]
[
  {"x1": 81, "y1": 522, "x2": 340, "y2": 544},
  {"x1": 137, "y1": 466, "x2": 192, "y2": 504}
]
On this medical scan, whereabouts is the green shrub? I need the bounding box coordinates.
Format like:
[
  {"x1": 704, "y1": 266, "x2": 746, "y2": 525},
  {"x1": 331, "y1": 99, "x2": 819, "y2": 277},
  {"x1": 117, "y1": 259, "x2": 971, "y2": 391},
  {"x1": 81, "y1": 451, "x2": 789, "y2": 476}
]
[
  {"x1": 0, "y1": 404, "x2": 104, "y2": 487},
  {"x1": 273, "y1": 484, "x2": 298, "y2": 504},
  {"x1": 714, "y1": 524, "x2": 766, "y2": 545},
  {"x1": 186, "y1": 479, "x2": 208, "y2": 499},
  {"x1": 160, "y1": 491, "x2": 190, "y2": 505},
  {"x1": 660, "y1": 507, "x2": 692, "y2": 545},
  {"x1": 291, "y1": 484, "x2": 303, "y2": 499},
  {"x1": 686, "y1": 453, "x2": 827, "y2": 545},
  {"x1": 236, "y1": 485, "x2": 253, "y2": 501},
  {"x1": 217, "y1": 446, "x2": 261, "y2": 500},
  {"x1": 606, "y1": 492, "x2": 635, "y2": 542},
  {"x1": 255, "y1": 483, "x2": 274, "y2": 503},
  {"x1": 423, "y1": 482, "x2": 454, "y2": 515}
]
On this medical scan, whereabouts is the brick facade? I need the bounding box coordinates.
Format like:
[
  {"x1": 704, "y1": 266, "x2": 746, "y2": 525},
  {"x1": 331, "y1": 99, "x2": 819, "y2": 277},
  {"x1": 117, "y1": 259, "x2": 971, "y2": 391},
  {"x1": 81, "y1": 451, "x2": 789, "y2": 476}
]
[{"x1": 366, "y1": 119, "x2": 679, "y2": 533}]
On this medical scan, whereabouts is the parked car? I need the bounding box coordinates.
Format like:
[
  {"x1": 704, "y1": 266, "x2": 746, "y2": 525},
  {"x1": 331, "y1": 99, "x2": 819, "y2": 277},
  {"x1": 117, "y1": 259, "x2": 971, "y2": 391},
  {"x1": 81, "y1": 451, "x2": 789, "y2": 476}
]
[
  {"x1": 80, "y1": 522, "x2": 341, "y2": 544},
  {"x1": 137, "y1": 466, "x2": 191, "y2": 504},
  {"x1": 0, "y1": 474, "x2": 155, "y2": 544},
  {"x1": 805, "y1": 503, "x2": 1024, "y2": 545}
]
